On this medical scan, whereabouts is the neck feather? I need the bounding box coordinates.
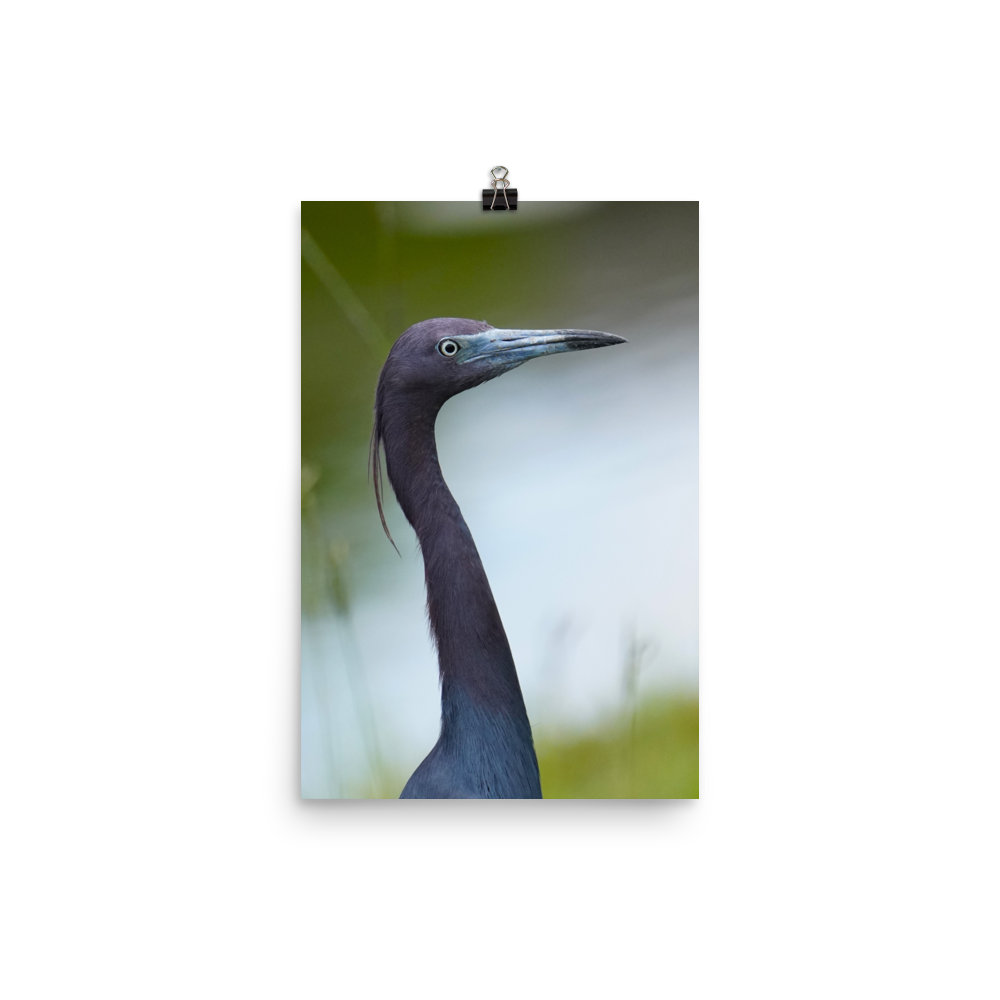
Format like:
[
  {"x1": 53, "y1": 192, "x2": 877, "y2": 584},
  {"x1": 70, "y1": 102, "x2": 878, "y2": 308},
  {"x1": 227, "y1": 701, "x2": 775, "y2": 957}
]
[{"x1": 380, "y1": 395, "x2": 528, "y2": 716}]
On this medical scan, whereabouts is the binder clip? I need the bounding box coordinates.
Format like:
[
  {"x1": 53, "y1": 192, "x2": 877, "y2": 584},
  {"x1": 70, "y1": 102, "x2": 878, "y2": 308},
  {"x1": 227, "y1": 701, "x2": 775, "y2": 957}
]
[{"x1": 482, "y1": 166, "x2": 517, "y2": 211}]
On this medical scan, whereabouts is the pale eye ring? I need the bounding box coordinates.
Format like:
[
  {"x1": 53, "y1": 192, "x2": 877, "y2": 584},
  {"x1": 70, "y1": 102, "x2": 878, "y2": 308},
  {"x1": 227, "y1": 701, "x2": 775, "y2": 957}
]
[{"x1": 438, "y1": 339, "x2": 460, "y2": 357}]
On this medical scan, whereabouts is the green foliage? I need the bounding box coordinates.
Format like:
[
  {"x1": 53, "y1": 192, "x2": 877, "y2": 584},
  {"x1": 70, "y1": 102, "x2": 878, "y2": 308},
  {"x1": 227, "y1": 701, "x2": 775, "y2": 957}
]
[
  {"x1": 536, "y1": 695, "x2": 699, "y2": 799},
  {"x1": 342, "y1": 695, "x2": 699, "y2": 799}
]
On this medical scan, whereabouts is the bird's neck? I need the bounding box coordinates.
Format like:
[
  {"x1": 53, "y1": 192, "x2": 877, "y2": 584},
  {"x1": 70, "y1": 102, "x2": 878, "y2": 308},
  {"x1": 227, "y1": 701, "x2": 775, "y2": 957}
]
[{"x1": 382, "y1": 398, "x2": 530, "y2": 718}]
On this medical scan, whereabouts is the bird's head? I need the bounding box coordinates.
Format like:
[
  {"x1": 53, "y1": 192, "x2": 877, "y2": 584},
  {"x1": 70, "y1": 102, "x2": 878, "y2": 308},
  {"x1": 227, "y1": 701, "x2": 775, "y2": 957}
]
[
  {"x1": 375, "y1": 317, "x2": 627, "y2": 405},
  {"x1": 370, "y1": 317, "x2": 626, "y2": 548}
]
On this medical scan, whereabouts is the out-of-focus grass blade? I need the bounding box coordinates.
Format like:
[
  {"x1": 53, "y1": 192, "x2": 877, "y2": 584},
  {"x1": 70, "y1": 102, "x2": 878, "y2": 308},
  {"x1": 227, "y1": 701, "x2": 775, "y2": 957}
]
[{"x1": 301, "y1": 227, "x2": 389, "y2": 357}]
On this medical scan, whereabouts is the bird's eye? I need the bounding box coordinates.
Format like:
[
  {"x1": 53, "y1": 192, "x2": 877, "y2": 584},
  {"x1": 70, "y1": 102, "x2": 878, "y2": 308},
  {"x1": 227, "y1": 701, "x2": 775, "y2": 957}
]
[{"x1": 438, "y1": 339, "x2": 460, "y2": 357}]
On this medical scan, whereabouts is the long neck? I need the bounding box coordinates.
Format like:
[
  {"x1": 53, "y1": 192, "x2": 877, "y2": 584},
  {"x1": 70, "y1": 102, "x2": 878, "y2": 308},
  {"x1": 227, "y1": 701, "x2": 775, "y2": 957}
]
[{"x1": 381, "y1": 396, "x2": 528, "y2": 716}]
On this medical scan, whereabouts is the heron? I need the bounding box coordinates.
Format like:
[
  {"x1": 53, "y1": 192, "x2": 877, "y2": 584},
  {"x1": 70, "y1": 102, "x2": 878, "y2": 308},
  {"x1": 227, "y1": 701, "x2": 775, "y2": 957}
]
[{"x1": 370, "y1": 317, "x2": 626, "y2": 798}]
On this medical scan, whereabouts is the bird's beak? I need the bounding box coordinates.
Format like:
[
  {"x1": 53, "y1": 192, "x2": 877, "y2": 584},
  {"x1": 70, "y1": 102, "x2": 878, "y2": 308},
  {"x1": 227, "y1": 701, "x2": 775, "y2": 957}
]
[{"x1": 458, "y1": 328, "x2": 627, "y2": 368}]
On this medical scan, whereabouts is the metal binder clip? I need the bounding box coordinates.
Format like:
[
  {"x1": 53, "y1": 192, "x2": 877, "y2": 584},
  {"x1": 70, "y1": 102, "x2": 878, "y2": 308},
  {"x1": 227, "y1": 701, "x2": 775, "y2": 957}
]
[
  {"x1": 490, "y1": 167, "x2": 510, "y2": 212},
  {"x1": 482, "y1": 166, "x2": 517, "y2": 211}
]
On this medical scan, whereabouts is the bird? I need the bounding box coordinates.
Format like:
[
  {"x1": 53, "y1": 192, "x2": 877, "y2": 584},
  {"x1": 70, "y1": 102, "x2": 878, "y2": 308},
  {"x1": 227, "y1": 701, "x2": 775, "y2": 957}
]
[{"x1": 370, "y1": 317, "x2": 626, "y2": 798}]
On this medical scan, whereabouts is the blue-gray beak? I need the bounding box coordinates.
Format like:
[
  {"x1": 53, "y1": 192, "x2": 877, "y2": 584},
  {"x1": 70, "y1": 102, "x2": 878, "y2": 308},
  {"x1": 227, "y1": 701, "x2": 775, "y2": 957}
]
[{"x1": 454, "y1": 328, "x2": 627, "y2": 369}]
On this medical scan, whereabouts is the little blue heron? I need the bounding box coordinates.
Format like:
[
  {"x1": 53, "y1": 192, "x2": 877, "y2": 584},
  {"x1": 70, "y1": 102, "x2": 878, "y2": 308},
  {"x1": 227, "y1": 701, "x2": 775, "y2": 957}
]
[{"x1": 371, "y1": 317, "x2": 626, "y2": 798}]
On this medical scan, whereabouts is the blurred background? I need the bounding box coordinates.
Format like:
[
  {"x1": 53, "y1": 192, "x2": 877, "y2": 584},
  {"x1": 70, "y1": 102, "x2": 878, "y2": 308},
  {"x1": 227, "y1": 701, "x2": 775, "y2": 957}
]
[{"x1": 301, "y1": 202, "x2": 698, "y2": 798}]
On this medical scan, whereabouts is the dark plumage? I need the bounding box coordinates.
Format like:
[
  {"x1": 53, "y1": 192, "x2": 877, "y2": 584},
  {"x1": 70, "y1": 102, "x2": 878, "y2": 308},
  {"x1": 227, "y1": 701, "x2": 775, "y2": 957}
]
[{"x1": 371, "y1": 317, "x2": 625, "y2": 799}]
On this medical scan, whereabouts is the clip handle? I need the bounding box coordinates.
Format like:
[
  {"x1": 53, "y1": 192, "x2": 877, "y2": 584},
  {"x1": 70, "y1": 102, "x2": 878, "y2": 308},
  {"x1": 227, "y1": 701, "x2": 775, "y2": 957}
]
[{"x1": 489, "y1": 166, "x2": 510, "y2": 210}]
